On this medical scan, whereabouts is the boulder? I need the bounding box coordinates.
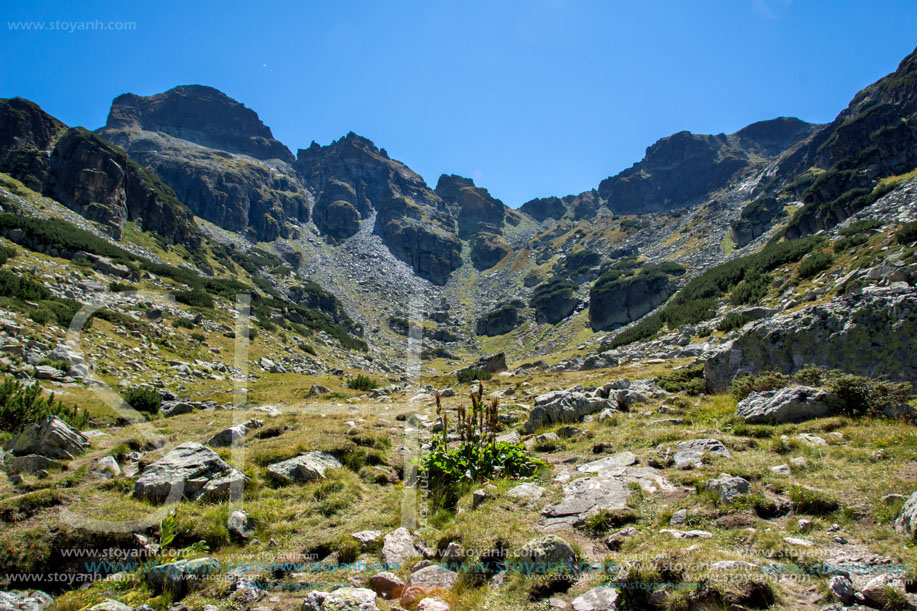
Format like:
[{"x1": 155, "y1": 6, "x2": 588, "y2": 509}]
[
  {"x1": 369, "y1": 571, "x2": 404, "y2": 599},
  {"x1": 4, "y1": 416, "x2": 89, "y2": 459},
  {"x1": 523, "y1": 390, "x2": 614, "y2": 433},
  {"x1": 93, "y1": 456, "x2": 122, "y2": 478},
  {"x1": 133, "y1": 442, "x2": 246, "y2": 503},
  {"x1": 735, "y1": 386, "x2": 834, "y2": 424},
  {"x1": 860, "y1": 573, "x2": 907, "y2": 607},
  {"x1": 894, "y1": 491, "x2": 917, "y2": 539},
  {"x1": 227, "y1": 510, "x2": 255, "y2": 539},
  {"x1": 8, "y1": 454, "x2": 61, "y2": 476},
  {"x1": 705, "y1": 473, "x2": 750, "y2": 504},
  {"x1": 417, "y1": 599, "x2": 451, "y2": 611},
  {"x1": 382, "y1": 527, "x2": 418, "y2": 567},
  {"x1": 352, "y1": 530, "x2": 382, "y2": 548},
  {"x1": 88, "y1": 601, "x2": 132, "y2": 611},
  {"x1": 301, "y1": 586, "x2": 379, "y2": 611},
  {"x1": 828, "y1": 575, "x2": 855, "y2": 604},
  {"x1": 658, "y1": 438, "x2": 730, "y2": 468},
  {"x1": 404, "y1": 565, "x2": 459, "y2": 590},
  {"x1": 266, "y1": 452, "x2": 341, "y2": 485},
  {"x1": 518, "y1": 535, "x2": 576, "y2": 572},
  {"x1": 147, "y1": 557, "x2": 220, "y2": 598},
  {"x1": 572, "y1": 586, "x2": 620, "y2": 611},
  {"x1": 206, "y1": 418, "x2": 264, "y2": 447}
]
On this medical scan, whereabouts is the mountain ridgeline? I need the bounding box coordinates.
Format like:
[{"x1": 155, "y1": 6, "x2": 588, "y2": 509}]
[{"x1": 1, "y1": 47, "x2": 916, "y2": 364}]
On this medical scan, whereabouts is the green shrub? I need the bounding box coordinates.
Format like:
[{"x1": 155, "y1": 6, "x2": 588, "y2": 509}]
[
  {"x1": 730, "y1": 372, "x2": 791, "y2": 401},
  {"x1": 346, "y1": 375, "x2": 379, "y2": 391},
  {"x1": 175, "y1": 289, "x2": 214, "y2": 309},
  {"x1": 717, "y1": 313, "x2": 754, "y2": 333},
  {"x1": 838, "y1": 219, "x2": 881, "y2": 236},
  {"x1": 655, "y1": 364, "x2": 706, "y2": 395},
  {"x1": 108, "y1": 281, "x2": 133, "y2": 293},
  {"x1": 171, "y1": 318, "x2": 194, "y2": 329},
  {"x1": 834, "y1": 233, "x2": 869, "y2": 252},
  {"x1": 0, "y1": 244, "x2": 16, "y2": 266},
  {"x1": 0, "y1": 212, "x2": 131, "y2": 262},
  {"x1": 825, "y1": 374, "x2": 912, "y2": 418},
  {"x1": 896, "y1": 221, "x2": 917, "y2": 245},
  {"x1": 0, "y1": 376, "x2": 88, "y2": 433},
  {"x1": 121, "y1": 387, "x2": 162, "y2": 414},
  {"x1": 190, "y1": 331, "x2": 206, "y2": 343},
  {"x1": 456, "y1": 367, "x2": 492, "y2": 384},
  {"x1": 797, "y1": 251, "x2": 834, "y2": 279}
]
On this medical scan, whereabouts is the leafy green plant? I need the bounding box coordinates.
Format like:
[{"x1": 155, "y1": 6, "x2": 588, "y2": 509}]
[
  {"x1": 121, "y1": 387, "x2": 162, "y2": 414},
  {"x1": 346, "y1": 374, "x2": 379, "y2": 391},
  {"x1": 825, "y1": 374, "x2": 912, "y2": 418},
  {"x1": 158, "y1": 512, "x2": 209, "y2": 561},
  {"x1": 716, "y1": 313, "x2": 754, "y2": 333},
  {"x1": 420, "y1": 385, "x2": 544, "y2": 507},
  {"x1": 0, "y1": 376, "x2": 88, "y2": 433}
]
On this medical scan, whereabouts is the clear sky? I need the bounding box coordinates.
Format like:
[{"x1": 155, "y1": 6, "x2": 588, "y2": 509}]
[{"x1": 1, "y1": 1, "x2": 915, "y2": 207}]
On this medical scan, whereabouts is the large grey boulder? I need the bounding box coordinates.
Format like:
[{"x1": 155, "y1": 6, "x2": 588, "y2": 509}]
[
  {"x1": 404, "y1": 564, "x2": 459, "y2": 590},
  {"x1": 382, "y1": 527, "x2": 418, "y2": 566},
  {"x1": 660, "y1": 438, "x2": 731, "y2": 468},
  {"x1": 705, "y1": 285, "x2": 917, "y2": 392},
  {"x1": 735, "y1": 386, "x2": 834, "y2": 424},
  {"x1": 572, "y1": 586, "x2": 620, "y2": 611},
  {"x1": 133, "y1": 442, "x2": 245, "y2": 503},
  {"x1": 266, "y1": 452, "x2": 341, "y2": 484},
  {"x1": 4, "y1": 416, "x2": 89, "y2": 459},
  {"x1": 302, "y1": 587, "x2": 379, "y2": 611},
  {"x1": 705, "y1": 473, "x2": 750, "y2": 504},
  {"x1": 518, "y1": 535, "x2": 576, "y2": 572},
  {"x1": 894, "y1": 491, "x2": 917, "y2": 539},
  {"x1": 523, "y1": 389, "x2": 615, "y2": 433},
  {"x1": 206, "y1": 418, "x2": 264, "y2": 447}
]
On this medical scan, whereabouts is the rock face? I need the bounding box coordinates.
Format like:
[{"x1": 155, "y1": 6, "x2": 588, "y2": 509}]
[
  {"x1": 266, "y1": 452, "x2": 341, "y2": 484},
  {"x1": 735, "y1": 386, "x2": 835, "y2": 424},
  {"x1": 435, "y1": 174, "x2": 505, "y2": 239},
  {"x1": 895, "y1": 491, "x2": 917, "y2": 539},
  {"x1": 705, "y1": 286, "x2": 917, "y2": 392},
  {"x1": 0, "y1": 99, "x2": 200, "y2": 244},
  {"x1": 476, "y1": 304, "x2": 521, "y2": 336},
  {"x1": 105, "y1": 85, "x2": 293, "y2": 162},
  {"x1": 133, "y1": 442, "x2": 245, "y2": 503},
  {"x1": 531, "y1": 279, "x2": 579, "y2": 324},
  {"x1": 597, "y1": 118, "x2": 815, "y2": 216},
  {"x1": 469, "y1": 231, "x2": 511, "y2": 270},
  {"x1": 589, "y1": 269, "x2": 677, "y2": 331},
  {"x1": 4, "y1": 416, "x2": 89, "y2": 459}
]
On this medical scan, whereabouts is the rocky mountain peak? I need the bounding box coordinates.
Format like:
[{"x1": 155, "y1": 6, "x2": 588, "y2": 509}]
[
  {"x1": 104, "y1": 85, "x2": 293, "y2": 162},
  {"x1": 434, "y1": 174, "x2": 506, "y2": 238}
]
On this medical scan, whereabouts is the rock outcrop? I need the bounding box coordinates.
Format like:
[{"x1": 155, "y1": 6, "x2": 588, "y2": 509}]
[
  {"x1": 133, "y1": 442, "x2": 245, "y2": 503},
  {"x1": 435, "y1": 174, "x2": 505, "y2": 238},
  {"x1": 705, "y1": 285, "x2": 917, "y2": 392},
  {"x1": 735, "y1": 387, "x2": 835, "y2": 424},
  {"x1": 266, "y1": 452, "x2": 341, "y2": 484},
  {"x1": 4, "y1": 416, "x2": 89, "y2": 459}
]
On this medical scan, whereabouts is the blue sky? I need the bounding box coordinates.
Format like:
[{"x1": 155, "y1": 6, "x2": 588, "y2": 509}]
[{"x1": 1, "y1": 1, "x2": 915, "y2": 207}]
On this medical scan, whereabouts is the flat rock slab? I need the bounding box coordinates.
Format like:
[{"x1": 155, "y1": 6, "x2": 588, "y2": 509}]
[
  {"x1": 735, "y1": 386, "x2": 834, "y2": 424},
  {"x1": 506, "y1": 483, "x2": 546, "y2": 505},
  {"x1": 404, "y1": 564, "x2": 459, "y2": 590},
  {"x1": 575, "y1": 452, "x2": 637, "y2": 473},
  {"x1": 572, "y1": 586, "x2": 620, "y2": 611},
  {"x1": 266, "y1": 452, "x2": 341, "y2": 484},
  {"x1": 542, "y1": 465, "x2": 672, "y2": 530}
]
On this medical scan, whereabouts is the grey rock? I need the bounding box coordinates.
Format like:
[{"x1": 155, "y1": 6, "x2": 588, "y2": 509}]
[
  {"x1": 368, "y1": 571, "x2": 403, "y2": 599},
  {"x1": 735, "y1": 386, "x2": 834, "y2": 424},
  {"x1": 894, "y1": 491, "x2": 917, "y2": 539},
  {"x1": 860, "y1": 573, "x2": 906, "y2": 607},
  {"x1": 206, "y1": 418, "x2": 264, "y2": 447},
  {"x1": 147, "y1": 557, "x2": 220, "y2": 598},
  {"x1": 227, "y1": 510, "x2": 255, "y2": 539},
  {"x1": 266, "y1": 452, "x2": 341, "y2": 484},
  {"x1": 828, "y1": 575, "x2": 855, "y2": 604},
  {"x1": 93, "y1": 455, "x2": 122, "y2": 478},
  {"x1": 4, "y1": 416, "x2": 89, "y2": 459},
  {"x1": 404, "y1": 564, "x2": 459, "y2": 590},
  {"x1": 705, "y1": 473, "x2": 750, "y2": 504},
  {"x1": 518, "y1": 535, "x2": 576, "y2": 570},
  {"x1": 382, "y1": 527, "x2": 418, "y2": 566},
  {"x1": 523, "y1": 389, "x2": 613, "y2": 433},
  {"x1": 8, "y1": 454, "x2": 61, "y2": 476},
  {"x1": 134, "y1": 442, "x2": 246, "y2": 503},
  {"x1": 572, "y1": 586, "x2": 620, "y2": 611},
  {"x1": 670, "y1": 438, "x2": 730, "y2": 468},
  {"x1": 89, "y1": 601, "x2": 132, "y2": 611},
  {"x1": 301, "y1": 587, "x2": 379, "y2": 611},
  {"x1": 506, "y1": 483, "x2": 546, "y2": 505},
  {"x1": 351, "y1": 530, "x2": 382, "y2": 548}
]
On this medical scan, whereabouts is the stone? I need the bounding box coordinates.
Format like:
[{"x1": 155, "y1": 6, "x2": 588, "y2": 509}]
[
  {"x1": 518, "y1": 535, "x2": 576, "y2": 571},
  {"x1": 506, "y1": 483, "x2": 546, "y2": 505},
  {"x1": 133, "y1": 442, "x2": 246, "y2": 503},
  {"x1": 89, "y1": 601, "x2": 132, "y2": 611},
  {"x1": 4, "y1": 416, "x2": 89, "y2": 459},
  {"x1": 705, "y1": 473, "x2": 750, "y2": 504},
  {"x1": 828, "y1": 575, "x2": 855, "y2": 604},
  {"x1": 735, "y1": 386, "x2": 834, "y2": 424},
  {"x1": 227, "y1": 510, "x2": 255, "y2": 539},
  {"x1": 670, "y1": 438, "x2": 730, "y2": 468},
  {"x1": 659, "y1": 529, "x2": 713, "y2": 539},
  {"x1": 860, "y1": 573, "x2": 906, "y2": 607},
  {"x1": 782, "y1": 537, "x2": 814, "y2": 547},
  {"x1": 352, "y1": 530, "x2": 382, "y2": 548},
  {"x1": 147, "y1": 557, "x2": 220, "y2": 598},
  {"x1": 382, "y1": 527, "x2": 418, "y2": 567},
  {"x1": 206, "y1": 418, "x2": 264, "y2": 447},
  {"x1": 770, "y1": 464, "x2": 791, "y2": 475},
  {"x1": 670, "y1": 509, "x2": 687, "y2": 525},
  {"x1": 604, "y1": 527, "x2": 637, "y2": 551},
  {"x1": 266, "y1": 452, "x2": 341, "y2": 484},
  {"x1": 404, "y1": 565, "x2": 459, "y2": 590},
  {"x1": 416, "y1": 599, "x2": 450, "y2": 611},
  {"x1": 8, "y1": 454, "x2": 61, "y2": 476},
  {"x1": 301, "y1": 587, "x2": 380, "y2": 611},
  {"x1": 796, "y1": 433, "x2": 827, "y2": 446},
  {"x1": 308, "y1": 384, "x2": 331, "y2": 396},
  {"x1": 571, "y1": 586, "x2": 620, "y2": 611},
  {"x1": 576, "y1": 452, "x2": 637, "y2": 472},
  {"x1": 94, "y1": 455, "x2": 122, "y2": 478},
  {"x1": 441, "y1": 542, "x2": 463, "y2": 565},
  {"x1": 369, "y1": 571, "x2": 404, "y2": 599},
  {"x1": 894, "y1": 491, "x2": 917, "y2": 539},
  {"x1": 523, "y1": 389, "x2": 614, "y2": 433}
]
